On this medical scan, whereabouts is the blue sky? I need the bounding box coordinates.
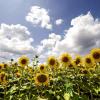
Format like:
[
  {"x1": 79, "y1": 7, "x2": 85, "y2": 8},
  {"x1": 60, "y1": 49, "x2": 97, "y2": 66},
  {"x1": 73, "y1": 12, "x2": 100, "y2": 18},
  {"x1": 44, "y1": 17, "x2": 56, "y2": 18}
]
[
  {"x1": 0, "y1": 0, "x2": 100, "y2": 44},
  {"x1": 0, "y1": 0, "x2": 100, "y2": 62}
]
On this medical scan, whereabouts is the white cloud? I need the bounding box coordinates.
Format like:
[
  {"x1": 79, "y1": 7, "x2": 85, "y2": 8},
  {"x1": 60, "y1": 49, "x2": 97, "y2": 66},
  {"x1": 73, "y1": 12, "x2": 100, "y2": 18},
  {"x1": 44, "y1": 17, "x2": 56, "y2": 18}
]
[
  {"x1": 55, "y1": 19, "x2": 63, "y2": 25},
  {"x1": 53, "y1": 12, "x2": 100, "y2": 55},
  {"x1": 0, "y1": 24, "x2": 34, "y2": 57},
  {"x1": 37, "y1": 12, "x2": 100, "y2": 63},
  {"x1": 1, "y1": 12, "x2": 100, "y2": 63},
  {"x1": 40, "y1": 33, "x2": 61, "y2": 49},
  {"x1": 26, "y1": 6, "x2": 52, "y2": 30}
]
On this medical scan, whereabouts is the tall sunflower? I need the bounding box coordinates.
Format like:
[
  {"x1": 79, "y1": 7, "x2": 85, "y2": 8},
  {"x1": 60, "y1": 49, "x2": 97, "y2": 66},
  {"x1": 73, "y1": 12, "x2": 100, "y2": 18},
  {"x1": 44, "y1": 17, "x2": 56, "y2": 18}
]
[
  {"x1": 59, "y1": 53, "x2": 72, "y2": 67},
  {"x1": 18, "y1": 55, "x2": 29, "y2": 67},
  {"x1": 83, "y1": 54, "x2": 95, "y2": 69},
  {"x1": 34, "y1": 73, "x2": 49, "y2": 86},
  {"x1": 47, "y1": 56, "x2": 57, "y2": 69},
  {"x1": 90, "y1": 48, "x2": 100, "y2": 63}
]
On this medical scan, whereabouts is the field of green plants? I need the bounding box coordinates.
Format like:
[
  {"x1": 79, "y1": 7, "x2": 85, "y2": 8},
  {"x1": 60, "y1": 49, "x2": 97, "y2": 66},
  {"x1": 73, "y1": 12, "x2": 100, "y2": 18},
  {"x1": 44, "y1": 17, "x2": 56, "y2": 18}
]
[{"x1": 0, "y1": 48, "x2": 100, "y2": 100}]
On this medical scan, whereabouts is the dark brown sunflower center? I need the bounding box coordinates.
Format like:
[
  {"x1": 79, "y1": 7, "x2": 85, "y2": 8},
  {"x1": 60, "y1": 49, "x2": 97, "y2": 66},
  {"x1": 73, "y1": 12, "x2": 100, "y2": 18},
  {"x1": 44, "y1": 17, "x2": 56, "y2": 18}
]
[
  {"x1": 75, "y1": 59, "x2": 80, "y2": 65},
  {"x1": 40, "y1": 66, "x2": 44, "y2": 70},
  {"x1": 62, "y1": 57, "x2": 69, "y2": 62},
  {"x1": 37, "y1": 74, "x2": 47, "y2": 83},
  {"x1": 86, "y1": 58, "x2": 91, "y2": 63},
  {"x1": 93, "y1": 52, "x2": 100, "y2": 59},
  {"x1": 49, "y1": 59, "x2": 55, "y2": 66},
  {"x1": 21, "y1": 59, "x2": 27, "y2": 64}
]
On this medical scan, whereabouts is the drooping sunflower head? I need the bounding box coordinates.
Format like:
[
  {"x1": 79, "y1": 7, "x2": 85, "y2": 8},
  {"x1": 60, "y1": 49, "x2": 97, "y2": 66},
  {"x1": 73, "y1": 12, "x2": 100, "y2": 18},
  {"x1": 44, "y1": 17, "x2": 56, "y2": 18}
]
[
  {"x1": 83, "y1": 54, "x2": 95, "y2": 69},
  {"x1": 34, "y1": 73, "x2": 49, "y2": 86},
  {"x1": 90, "y1": 48, "x2": 100, "y2": 63},
  {"x1": 59, "y1": 53, "x2": 72, "y2": 66},
  {"x1": 74, "y1": 55, "x2": 82, "y2": 66},
  {"x1": 18, "y1": 55, "x2": 29, "y2": 67},
  {"x1": 0, "y1": 64, "x2": 4, "y2": 70},
  {"x1": 47, "y1": 56, "x2": 57, "y2": 68}
]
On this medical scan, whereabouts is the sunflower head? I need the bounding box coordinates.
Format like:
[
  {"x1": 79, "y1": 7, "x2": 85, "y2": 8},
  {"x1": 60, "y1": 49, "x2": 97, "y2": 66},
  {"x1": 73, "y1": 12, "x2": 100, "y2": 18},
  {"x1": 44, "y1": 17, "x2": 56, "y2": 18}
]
[
  {"x1": 38, "y1": 64, "x2": 46, "y2": 73},
  {"x1": 18, "y1": 55, "x2": 29, "y2": 67},
  {"x1": 83, "y1": 54, "x2": 95, "y2": 69},
  {"x1": 47, "y1": 56, "x2": 57, "y2": 68},
  {"x1": 59, "y1": 53, "x2": 72, "y2": 66},
  {"x1": 74, "y1": 55, "x2": 82, "y2": 66},
  {"x1": 90, "y1": 48, "x2": 100, "y2": 63},
  {"x1": 34, "y1": 73, "x2": 49, "y2": 86}
]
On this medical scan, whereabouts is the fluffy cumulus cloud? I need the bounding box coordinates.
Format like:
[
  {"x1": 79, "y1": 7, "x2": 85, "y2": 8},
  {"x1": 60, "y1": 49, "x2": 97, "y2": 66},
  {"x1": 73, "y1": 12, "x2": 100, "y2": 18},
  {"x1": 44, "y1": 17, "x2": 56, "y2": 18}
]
[
  {"x1": 35, "y1": 33, "x2": 61, "y2": 55},
  {"x1": 1, "y1": 12, "x2": 100, "y2": 63},
  {"x1": 54, "y1": 12, "x2": 100, "y2": 55},
  {"x1": 26, "y1": 6, "x2": 52, "y2": 30},
  {"x1": 0, "y1": 24, "x2": 34, "y2": 58},
  {"x1": 40, "y1": 33, "x2": 61, "y2": 49},
  {"x1": 38, "y1": 12, "x2": 100, "y2": 62},
  {"x1": 55, "y1": 19, "x2": 63, "y2": 25}
]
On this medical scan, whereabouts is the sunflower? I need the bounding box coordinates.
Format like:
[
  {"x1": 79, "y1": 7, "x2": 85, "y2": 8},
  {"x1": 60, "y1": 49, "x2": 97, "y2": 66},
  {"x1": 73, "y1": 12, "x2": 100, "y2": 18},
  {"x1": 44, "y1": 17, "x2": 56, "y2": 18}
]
[
  {"x1": 0, "y1": 63, "x2": 4, "y2": 70},
  {"x1": 83, "y1": 54, "x2": 95, "y2": 69},
  {"x1": 34, "y1": 73, "x2": 49, "y2": 86},
  {"x1": 74, "y1": 55, "x2": 82, "y2": 66},
  {"x1": 38, "y1": 64, "x2": 46, "y2": 73},
  {"x1": 47, "y1": 56, "x2": 57, "y2": 69},
  {"x1": 59, "y1": 53, "x2": 72, "y2": 67},
  {"x1": 0, "y1": 72, "x2": 7, "y2": 85},
  {"x1": 18, "y1": 55, "x2": 29, "y2": 67},
  {"x1": 90, "y1": 48, "x2": 100, "y2": 63}
]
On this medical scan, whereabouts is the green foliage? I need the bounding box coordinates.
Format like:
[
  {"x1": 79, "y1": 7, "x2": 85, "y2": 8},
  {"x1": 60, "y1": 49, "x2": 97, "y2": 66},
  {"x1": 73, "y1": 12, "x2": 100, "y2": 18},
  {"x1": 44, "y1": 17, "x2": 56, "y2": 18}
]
[{"x1": 0, "y1": 55, "x2": 100, "y2": 100}]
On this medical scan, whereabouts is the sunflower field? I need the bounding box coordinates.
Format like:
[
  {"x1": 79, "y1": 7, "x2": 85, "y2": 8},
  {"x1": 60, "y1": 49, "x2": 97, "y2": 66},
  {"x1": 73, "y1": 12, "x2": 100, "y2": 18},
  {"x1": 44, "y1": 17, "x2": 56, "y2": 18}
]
[{"x1": 0, "y1": 48, "x2": 100, "y2": 100}]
